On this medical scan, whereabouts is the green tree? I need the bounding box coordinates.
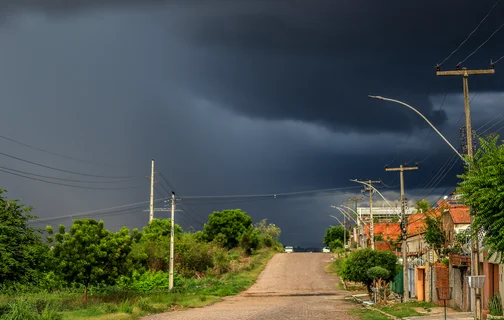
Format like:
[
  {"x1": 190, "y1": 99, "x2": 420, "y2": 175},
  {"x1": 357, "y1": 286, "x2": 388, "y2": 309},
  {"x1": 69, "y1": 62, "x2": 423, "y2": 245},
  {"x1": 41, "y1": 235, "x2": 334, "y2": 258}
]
[
  {"x1": 0, "y1": 189, "x2": 48, "y2": 285},
  {"x1": 423, "y1": 212, "x2": 447, "y2": 259},
  {"x1": 457, "y1": 135, "x2": 504, "y2": 259},
  {"x1": 323, "y1": 226, "x2": 348, "y2": 247},
  {"x1": 340, "y1": 248, "x2": 398, "y2": 293},
  {"x1": 49, "y1": 219, "x2": 136, "y2": 302},
  {"x1": 329, "y1": 239, "x2": 343, "y2": 250},
  {"x1": 203, "y1": 209, "x2": 252, "y2": 249},
  {"x1": 254, "y1": 219, "x2": 281, "y2": 248},
  {"x1": 415, "y1": 199, "x2": 432, "y2": 213}
]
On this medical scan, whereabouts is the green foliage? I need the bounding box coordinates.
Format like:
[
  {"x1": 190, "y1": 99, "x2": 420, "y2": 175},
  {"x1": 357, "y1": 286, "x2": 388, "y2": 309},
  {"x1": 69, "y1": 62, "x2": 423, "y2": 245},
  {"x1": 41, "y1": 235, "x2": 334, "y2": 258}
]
[
  {"x1": 457, "y1": 135, "x2": 504, "y2": 259},
  {"x1": 239, "y1": 226, "x2": 260, "y2": 255},
  {"x1": 340, "y1": 248, "x2": 398, "y2": 292},
  {"x1": 366, "y1": 266, "x2": 390, "y2": 281},
  {"x1": 423, "y1": 212, "x2": 447, "y2": 259},
  {"x1": 175, "y1": 233, "x2": 214, "y2": 276},
  {"x1": 329, "y1": 239, "x2": 343, "y2": 250},
  {"x1": 0, "y1": 190, "x2": 48, "y2": 285},
  {"x1": 203, "y1": 209, "x2": 253, "y2": 249},
  {"x1": 0, "y1": 299, "x2": 39, "y2": 320},
  {"x1": 323, "y1": 226, "x2": 348, "y2": 247},
  {"x1": 49, "y1": 219, "x2": 136, "y2": 301},
  {"x1": 141, "y1": 218, "x2": 182, "y2": 242},
  {"x1": 489, "y1": 292, "x2": 503, "y2": 316},
  {"x1": 414, "y1": 199, "x2": 432, "y2": 213}
]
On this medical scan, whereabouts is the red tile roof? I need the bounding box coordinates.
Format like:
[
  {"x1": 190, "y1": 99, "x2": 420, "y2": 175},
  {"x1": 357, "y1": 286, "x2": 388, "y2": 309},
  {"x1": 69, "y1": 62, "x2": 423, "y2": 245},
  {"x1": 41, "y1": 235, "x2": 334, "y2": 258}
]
[
  {"x1": 364, "y1": 222, "x2": 401, "y2": 240},
  {"x1": 448, "y1": 207, "x2": 471, "y2": 224}
]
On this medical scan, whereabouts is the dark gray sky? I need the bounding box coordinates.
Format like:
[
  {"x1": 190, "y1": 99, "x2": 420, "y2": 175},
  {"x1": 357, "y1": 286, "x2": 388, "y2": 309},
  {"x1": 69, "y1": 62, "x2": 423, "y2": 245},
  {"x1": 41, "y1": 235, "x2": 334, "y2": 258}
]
[{"x1": 1, "y1": 0, "x2": 503, "y2": 247}]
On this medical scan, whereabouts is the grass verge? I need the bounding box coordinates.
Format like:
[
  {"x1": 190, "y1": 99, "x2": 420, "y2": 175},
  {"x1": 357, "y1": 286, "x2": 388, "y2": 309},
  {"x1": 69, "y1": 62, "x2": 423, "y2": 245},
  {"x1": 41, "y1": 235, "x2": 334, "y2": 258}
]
[
  {"x1": 348, "y1": 307, "x2": 390, "y2": 320},
  {"x1": 378, "y1": 301, "x2": 436, "y2": 318},
  {"x1": 0, "y1": 249, "x2": 277, "y2": 320}
]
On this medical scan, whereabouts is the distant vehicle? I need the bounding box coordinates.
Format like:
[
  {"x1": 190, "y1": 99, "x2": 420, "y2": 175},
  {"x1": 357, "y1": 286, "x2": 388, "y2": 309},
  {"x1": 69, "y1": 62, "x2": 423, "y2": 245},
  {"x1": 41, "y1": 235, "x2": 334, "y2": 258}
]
[
  {"x1": 322, "y1": 247, "x2": 331, "y2": 253},
  {"x1": 284, "y1": 246, "x2": 294, "y2": 253}
]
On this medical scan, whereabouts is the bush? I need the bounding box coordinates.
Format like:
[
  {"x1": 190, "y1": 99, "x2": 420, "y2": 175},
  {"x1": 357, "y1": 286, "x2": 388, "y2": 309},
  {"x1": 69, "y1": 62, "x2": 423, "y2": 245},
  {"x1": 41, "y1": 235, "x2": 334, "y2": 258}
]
[
  {"x1": 329, "y1": 239, "x2": 343, "y2": 250},
  {"x1": 340, "y1": 248, "x2": 398, "y2": 293},
  {"x1": 0, "y1": 299, "x2": 39, "y2": 320},
  {"x1": 366, "y1": 266, "x2": 390, "y2": 281},
  {"x1": 117, "y1": 270, "x2": 183, "y2": 292},
  {"x1": 175, "y1": 234, "x2": 214, "y2": 277}
]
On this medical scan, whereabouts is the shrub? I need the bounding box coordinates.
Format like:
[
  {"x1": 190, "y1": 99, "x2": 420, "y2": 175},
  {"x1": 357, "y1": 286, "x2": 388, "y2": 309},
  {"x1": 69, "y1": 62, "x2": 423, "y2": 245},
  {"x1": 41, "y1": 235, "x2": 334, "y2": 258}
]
[
  {"x1": 489, "y1": 292, "x2": 503, "y2": 316},
  {"x1": 340, "y1": 248, "x2": 398, "y2": 293},
  {"x1": 175, "y1": 234, "x2": 214, "y2": 277},
  {"x1": 0, "y1": 299, "x2": 38, "y2": 320},
  {"x1": 366, "y1": 266, "x2": 390, "y2": 281}
]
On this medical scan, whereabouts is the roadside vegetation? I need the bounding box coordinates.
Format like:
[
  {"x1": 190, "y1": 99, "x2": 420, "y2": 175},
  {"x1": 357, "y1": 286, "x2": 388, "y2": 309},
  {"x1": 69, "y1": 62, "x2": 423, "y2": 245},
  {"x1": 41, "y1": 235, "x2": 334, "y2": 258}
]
[{"x1": 0, "y1": 189, "x2": 283, "y2": 319}]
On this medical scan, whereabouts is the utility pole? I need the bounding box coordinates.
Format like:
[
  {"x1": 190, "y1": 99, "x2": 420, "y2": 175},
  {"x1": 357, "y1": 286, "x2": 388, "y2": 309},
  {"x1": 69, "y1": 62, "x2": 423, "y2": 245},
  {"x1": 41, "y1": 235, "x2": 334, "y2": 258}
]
[
  {"x1": 436, "y1": 64, "x2": 495, "y2": 318},
  {"x1": 385, "y1": 164, "x2": 418, "y2": 302},
  {"x1": 436, "y1": 65, "x2": 494, "y2": 158},
  {"x1": 354, "y1": 180, "x2": 381, "y2": 249},
  {"x1": 347, "y1": 197, "x2": 363, "y2": 248},
  {"x1": 169, "y1": 191, "x2": 175, "y2": 291},
  {"x1": 343, "y1": 214, "x2": 347, "y2": 251},
  {"x1": 149, "y1": 159, "x2": 155, "y2": 224}
]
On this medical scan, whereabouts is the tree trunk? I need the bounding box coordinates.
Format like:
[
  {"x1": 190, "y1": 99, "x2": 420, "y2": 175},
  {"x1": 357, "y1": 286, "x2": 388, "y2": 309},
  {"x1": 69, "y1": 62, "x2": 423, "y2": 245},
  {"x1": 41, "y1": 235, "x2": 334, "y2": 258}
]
[{"x1": 83, "y1": 285, "x2": 88, "y2": 303}]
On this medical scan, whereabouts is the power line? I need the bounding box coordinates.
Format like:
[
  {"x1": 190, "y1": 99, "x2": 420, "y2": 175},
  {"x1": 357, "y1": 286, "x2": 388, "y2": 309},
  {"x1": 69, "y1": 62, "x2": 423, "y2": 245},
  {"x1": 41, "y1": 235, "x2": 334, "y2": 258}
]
[
  {"x1": 421, "y1": 154, "x2": 458, "y2": 192},
  {"x1": 493, "y1": 54, "x2": 504, "y2": 64},
  {"x1": 437, "y1": 0, "x2": 502, "y2": 66},
  {"x1": 422, "y1": 158, "x2": 460, "y2": 199},
  {"x1": 0, "y1": 151, "x2": 137, "y2": 179},
  {"x1": 0, "y1": 135, "x2": 123, "y2": 168},
  {"x1": 32, "y1": 199, "x2": 163, "y2": 222},
  {"x1": 458, "y1": 22, "x2": 504, "y2": 65},
  {"x1": 476, "y1": 111, "x2": 504, "y2": 132},
  {"x1": 159, "y1": 173, "x2": 175, "y2": 192},
  {"x1": 0, "y1": 168, "x2": 139, "y2": 190},
  {"x1": 0, "y1": 164, "x2": 132, "y2": 184},
  {"x1": 478, "y1": 115, "x2": 504, "y2": 135},
  {"x1": 180, "y1": 186, "x2": 362, "y2": 200}
]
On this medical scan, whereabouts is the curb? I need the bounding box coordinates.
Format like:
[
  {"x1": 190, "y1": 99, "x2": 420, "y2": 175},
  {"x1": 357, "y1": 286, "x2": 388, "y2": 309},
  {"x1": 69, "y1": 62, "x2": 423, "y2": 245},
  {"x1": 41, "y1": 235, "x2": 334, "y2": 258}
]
[{"x1": 364, "y1": 305, "x2": 401, "y2": 320}]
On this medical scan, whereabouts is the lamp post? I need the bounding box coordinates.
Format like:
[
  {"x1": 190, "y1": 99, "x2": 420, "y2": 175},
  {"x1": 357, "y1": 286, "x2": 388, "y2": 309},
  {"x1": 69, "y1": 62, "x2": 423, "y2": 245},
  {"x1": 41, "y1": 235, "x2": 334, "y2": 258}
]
[{"x1": 368, "y1": 95, "x2": 467, "y2": 164}]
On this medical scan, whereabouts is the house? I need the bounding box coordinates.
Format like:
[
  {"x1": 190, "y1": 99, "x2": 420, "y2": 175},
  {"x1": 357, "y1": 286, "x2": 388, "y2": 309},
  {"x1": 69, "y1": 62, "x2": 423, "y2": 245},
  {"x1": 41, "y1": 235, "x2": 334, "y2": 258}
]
[{"x1": 363, "y1": 222, "x2": 401, "y2": 251}]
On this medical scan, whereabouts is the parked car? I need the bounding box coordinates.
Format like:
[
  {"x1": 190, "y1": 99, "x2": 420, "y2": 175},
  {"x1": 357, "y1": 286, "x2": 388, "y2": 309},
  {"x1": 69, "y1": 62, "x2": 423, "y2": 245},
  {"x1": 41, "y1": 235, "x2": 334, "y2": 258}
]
[
  {"x1": 284, "y1": 246, "x2": 294, "y2": 253},
  {"x1": 322, "y1": 247, "x2": 331, "y2": 253}
]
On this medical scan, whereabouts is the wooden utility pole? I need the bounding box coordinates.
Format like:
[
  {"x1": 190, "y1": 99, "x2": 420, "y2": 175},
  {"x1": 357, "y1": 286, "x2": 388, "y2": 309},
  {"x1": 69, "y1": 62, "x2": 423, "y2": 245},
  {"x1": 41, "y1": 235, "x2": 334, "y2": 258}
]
[
  {"x1": 436, "y1": 65, "x2": 495, "y2": 158},
  {"x1": 354, "y1": 180, "x2": 381, "y2": 250},
  {"x1": 436, "y1": 65, "x2": 495, "y2": 317},
  {"x1": 385, "y1": 164, "x2": 418, "y2": 302}
]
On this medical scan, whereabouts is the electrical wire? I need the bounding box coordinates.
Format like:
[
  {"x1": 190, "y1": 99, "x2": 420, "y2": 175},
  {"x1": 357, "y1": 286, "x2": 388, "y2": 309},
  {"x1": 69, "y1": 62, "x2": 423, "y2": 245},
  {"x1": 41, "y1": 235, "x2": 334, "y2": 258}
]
[
  {"x1": 0, "y1": 164, "x2": 132, "y2": 184},
  {"x1": 421, "y1": 154, "x2": 458, "y2": 192},
  {"x1": 415, "y1": 153, "x2": 457, "y2": 190},
  {"x1": 458, "y1": 22, "x2": 504, "y2": 65},
  {"x1": 159, "y1": 173, "x2": 175, "y2": 192},
  {"x1": 476, "y1": 111, "x2": 504, "y2": 132},
  {"x1": 0, "y1": 135, "x2": 123, "y2": 168},
  {"x1": 180, "y1": 185, "x2": 362, "y2": 200},
  {"x1": 0, "y1": 168, "x2": 139, "y2": 190},
  {"x1": 493, "y1": 54, "x2": 504, "y2": 64},
  {"x1": 32, "y1": 199, "x2": 163, "y2": 222},
  {"x1": 0, "y1": 151, "x2": 137, "y2": 179},
  {"x1": 478, "y1": 115, "x2": 504, "y2": 135},
  {"x1": 422, "y1": 158, "x2": 460, "y2": 199},
  {"x1": 437, "y1": 0, "x2": 502, "y2": 66}
]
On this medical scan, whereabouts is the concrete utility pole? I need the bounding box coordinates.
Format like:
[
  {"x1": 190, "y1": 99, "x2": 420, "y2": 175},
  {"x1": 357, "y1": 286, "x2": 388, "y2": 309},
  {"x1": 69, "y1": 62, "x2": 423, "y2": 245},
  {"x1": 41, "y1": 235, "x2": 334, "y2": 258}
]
[
  {"x1": 169, "y1": 191, "x2": 176, "y2": 291},
  {"x1": 149, "y1": 159, "x2": 155, "y2": 224},
  {"x1": 385, "y1": 164, "x2": 418, "y2": 302},
  {"x1": 436, "y1": 65, "x2": 495, "y2": 317},
  {"x1": 347, "y1": 197, "x2": 363, "y2": 248},
  {"x1": 354, "y1": 180, "x2": 381, "y2": 250}
]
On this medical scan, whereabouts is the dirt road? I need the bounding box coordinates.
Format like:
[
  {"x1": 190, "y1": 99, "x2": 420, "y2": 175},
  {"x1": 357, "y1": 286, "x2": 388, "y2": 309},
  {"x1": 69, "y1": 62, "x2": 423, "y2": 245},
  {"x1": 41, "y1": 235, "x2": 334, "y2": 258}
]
[{"x1": 143, "y1": 253, "x2": 357, "y2": 320}]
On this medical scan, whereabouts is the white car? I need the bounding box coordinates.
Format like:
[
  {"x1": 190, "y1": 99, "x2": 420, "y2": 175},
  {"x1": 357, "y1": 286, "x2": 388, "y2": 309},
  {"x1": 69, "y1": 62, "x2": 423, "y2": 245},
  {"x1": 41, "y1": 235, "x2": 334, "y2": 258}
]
[
  {"x1": 322, "y1": 247, "x2": 331, "y2": 253},
  {"x1": 284, "y1": 246, "x2": 294, "y2": 253}
]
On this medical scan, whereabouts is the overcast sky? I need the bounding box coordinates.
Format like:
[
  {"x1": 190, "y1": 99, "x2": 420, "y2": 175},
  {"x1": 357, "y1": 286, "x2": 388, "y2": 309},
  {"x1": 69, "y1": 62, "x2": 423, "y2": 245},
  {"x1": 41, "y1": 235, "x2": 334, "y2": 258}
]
[{"x1": 1, "y1": 0, "x2": 503, "y2": 247}]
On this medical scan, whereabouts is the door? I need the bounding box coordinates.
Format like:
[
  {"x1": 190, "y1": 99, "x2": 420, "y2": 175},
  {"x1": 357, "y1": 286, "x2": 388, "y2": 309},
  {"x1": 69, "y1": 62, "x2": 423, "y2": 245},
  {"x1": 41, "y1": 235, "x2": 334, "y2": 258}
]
[
  {"x1": 417, "y1": 268, "x2": 425, "y2": 301},
  {"x1": 409, "y1": 268, "x2": 416, "y2": 298}
]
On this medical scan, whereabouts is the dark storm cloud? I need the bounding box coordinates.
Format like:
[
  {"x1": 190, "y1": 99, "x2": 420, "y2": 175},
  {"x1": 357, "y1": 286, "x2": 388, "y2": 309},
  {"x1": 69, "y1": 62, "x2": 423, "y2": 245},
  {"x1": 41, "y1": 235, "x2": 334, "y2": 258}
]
[{"x1": 2, "y1": 0, "x2": 503, "y2": 134}]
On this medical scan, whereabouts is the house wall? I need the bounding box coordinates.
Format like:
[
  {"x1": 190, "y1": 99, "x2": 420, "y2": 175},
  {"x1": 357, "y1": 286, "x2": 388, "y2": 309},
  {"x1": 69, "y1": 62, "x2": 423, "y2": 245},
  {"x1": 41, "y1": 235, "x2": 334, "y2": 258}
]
[
  {"x1": 449, "y1": 266, "x2": 470, "y2": 311},
  {"x1": 432, "y1": 263, "x2": 450, "y2": 306}
]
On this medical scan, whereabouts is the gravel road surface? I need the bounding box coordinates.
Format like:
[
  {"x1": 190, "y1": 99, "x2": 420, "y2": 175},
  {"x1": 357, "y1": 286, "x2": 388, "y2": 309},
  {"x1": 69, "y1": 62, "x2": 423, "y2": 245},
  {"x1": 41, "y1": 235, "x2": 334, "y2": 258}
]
[{"x1": 143, "y1": 253, "x2": 357, "y2": 320}]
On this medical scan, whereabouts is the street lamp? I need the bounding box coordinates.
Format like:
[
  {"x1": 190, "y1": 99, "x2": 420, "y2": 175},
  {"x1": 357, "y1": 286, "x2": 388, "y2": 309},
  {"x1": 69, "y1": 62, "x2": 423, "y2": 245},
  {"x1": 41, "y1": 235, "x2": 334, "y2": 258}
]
[{"x1": 368, "y1": 95, "x2": 467, "y2": 164}]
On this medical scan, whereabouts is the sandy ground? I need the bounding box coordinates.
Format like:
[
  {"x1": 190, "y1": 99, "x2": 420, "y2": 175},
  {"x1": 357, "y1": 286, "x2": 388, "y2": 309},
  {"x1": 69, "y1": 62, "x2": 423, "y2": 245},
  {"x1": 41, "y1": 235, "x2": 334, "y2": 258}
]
[{"x1": 142, "y1": 253, "x2": 358, "y2": 320}]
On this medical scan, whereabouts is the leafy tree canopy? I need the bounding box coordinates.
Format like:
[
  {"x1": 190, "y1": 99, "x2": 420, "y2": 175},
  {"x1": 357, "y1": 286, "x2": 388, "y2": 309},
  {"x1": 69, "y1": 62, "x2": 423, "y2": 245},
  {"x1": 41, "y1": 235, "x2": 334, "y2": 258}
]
[
  {"x1": 203, "y1": 209, "x2": 252, "y2": 249},
  {"x1": 457, "y1": 135, "x2": 504, "y2": 260},
  {"x1": 340, "y1": 248, "x2": 398, "y2": 292},
  {"x1": 415, "y1": 199, "x2": 432, "y2": 213},
  {"x1": 423, "y1": 212, "x2": 447, "y2": 259},
  {"x1": 0, "y1": 189, "x2": 48, "y2": 284},
  {"x1": 48, "y1": 219, "x2": 137, "y2": 302},
  {"x1": 323, "y1": 226, "x2": 348, "y2": 247},
  {"x1": 141, "y1": 218, "x2": 182, "y2": 242}
]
